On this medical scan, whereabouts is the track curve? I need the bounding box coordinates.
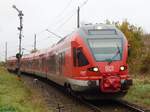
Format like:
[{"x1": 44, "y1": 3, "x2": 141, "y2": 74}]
[{"x1": 15, "y1": 73, "x2": 148, "y2": 112}]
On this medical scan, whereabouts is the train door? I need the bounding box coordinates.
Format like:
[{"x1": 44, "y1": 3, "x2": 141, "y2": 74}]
[
  {"x1": 71, "y1": 41, "x2": 88, "y2": 67},
  {"x1": 56, "y1": 54, "x2": 60, "y2": 75},
  {"x1": 73, "y1": 47, "x2": 89, "y2": 67},
  {"x1": 48, "y1": 54, "x2": 56, "y2": 74},
  {"x1": 56, "y1": 52, "x2": 65, "y2": 75},
  {"x1": 72, "y1": 47, "x2": 89, "y2": 76},
  {"x1": 41, "y1": 57, "x2": 45, "y2": 73},
  {"x1": 59, "y1": 53, "x2": 62, "y2": 75}
]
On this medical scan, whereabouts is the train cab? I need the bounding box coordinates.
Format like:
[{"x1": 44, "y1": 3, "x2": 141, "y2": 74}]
[{"x1": 67, "y1": 24, "x2": 132, "y2": 96}]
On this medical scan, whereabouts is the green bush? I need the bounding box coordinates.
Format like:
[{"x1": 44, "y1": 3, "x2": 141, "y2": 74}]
[
  {"x1": 0, "y1": 105, "x2": 16, "y2": 112},
  {"x1": 140, "y1": 52, "x2": 150, "y2": 73},
  {"x1": 0, "y1": 62, "x2": 5, "y2": 67}
]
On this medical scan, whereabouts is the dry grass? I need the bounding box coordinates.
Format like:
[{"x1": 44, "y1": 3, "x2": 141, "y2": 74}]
[
  {"x1": 124, "y1": 74, "x2": 150, "y2": 109},
  {"x1": 0, "y1": 66, "x2": 51, "y2": 112}
]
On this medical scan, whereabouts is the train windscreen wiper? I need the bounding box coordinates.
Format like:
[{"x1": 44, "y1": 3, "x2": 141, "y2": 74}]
[
  {"x1": 112, "y1": 44, "x2": 121, "y2": 60},
  {"x1": 106, "y1": 44, "x2": 121, "y2": 64}
]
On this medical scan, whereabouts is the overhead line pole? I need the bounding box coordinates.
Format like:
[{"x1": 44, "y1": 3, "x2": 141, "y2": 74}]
[
  {"x1": 77, "y1": 6, "x2": 80, "y2": 28},
  {"x1": 77, "y1": 0, "x2": 89, "y2": 28},
  {"x1": 34, "y1": 34, "x2": 37, "y2": 51}
]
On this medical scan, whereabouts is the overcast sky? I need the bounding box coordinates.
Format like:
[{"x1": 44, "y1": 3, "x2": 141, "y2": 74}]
[{"x1": 0, "y1": 0, "x2": 150, "y2": 61}]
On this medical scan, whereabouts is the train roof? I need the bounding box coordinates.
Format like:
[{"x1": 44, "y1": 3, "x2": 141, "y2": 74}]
[
  {"x1": 78, "y1": 23, "x2": 124, "y2": 37},
  {"x1": 22, "y1": 48, "x2": 49, "y2": 59},
  {"x1": 80, "y1": 23, "x2": 116, "y2": 30},
  {"x1": 7, "y1": 56, "x2": 17, "y2": 61}
]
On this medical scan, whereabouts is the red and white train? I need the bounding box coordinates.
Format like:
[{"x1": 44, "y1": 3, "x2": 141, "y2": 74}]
[{"x1": 7, "y1": 24, "x2": 132, "y2": 99}]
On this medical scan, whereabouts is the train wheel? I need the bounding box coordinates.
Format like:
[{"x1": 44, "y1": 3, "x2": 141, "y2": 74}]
[{"x1": 64, "y1": 83, "x2": 73, "y2": 95}]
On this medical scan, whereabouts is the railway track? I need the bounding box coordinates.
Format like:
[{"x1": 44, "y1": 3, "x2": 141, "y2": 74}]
[
  {"x1": 18, "y1": 73, "x2": 148, "y2": 112},
  {"x1": 115, "y1": 100, "x2": 148, "y2": 112},
  {"x1": 79, "y1": 98, "x2": 148, "y2": 112},
  {"x1": 80, "y1": 98, "x2": 149, "y2": 112}
]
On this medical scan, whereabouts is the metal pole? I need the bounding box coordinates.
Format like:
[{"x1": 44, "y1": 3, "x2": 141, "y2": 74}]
[
  {"x1": 34, "y1": 34, "x2": 36, "y2": 51},
  {"x1": 18, "y1": 12, "x2": 23, "y2": 56},
  {"x1": 77, "y1": 6, "x2": 80, "y2": 28},
  {"x1": 12, "y1": 5, "x2": 24, "y2": 78}
]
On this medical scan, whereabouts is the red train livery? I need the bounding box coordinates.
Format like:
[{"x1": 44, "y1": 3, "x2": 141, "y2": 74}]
[{"x1": 7, "y1": 24, "x2": 132, "y2": 99}]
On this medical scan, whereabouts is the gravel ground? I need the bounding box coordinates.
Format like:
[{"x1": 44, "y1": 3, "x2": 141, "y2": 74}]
[
  {"x1": 20, "y1": 74, "x2": 139, "y2": 112},
  {"x1": 21, "y1": 75, "x2": 95, "y2": 112}
]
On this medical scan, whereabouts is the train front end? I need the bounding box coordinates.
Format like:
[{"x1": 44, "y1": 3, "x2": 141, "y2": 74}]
[
  {"x1": 87, "y1": 31, "x2": 132, "y2": 93},
  {"x1": 69, "y1": 24, "x2": 132, "y2": 98}
]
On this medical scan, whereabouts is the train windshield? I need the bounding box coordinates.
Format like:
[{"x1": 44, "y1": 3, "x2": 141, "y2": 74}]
[{"x1": 88, "y1": 38, "x2": 122, "y2": 61}]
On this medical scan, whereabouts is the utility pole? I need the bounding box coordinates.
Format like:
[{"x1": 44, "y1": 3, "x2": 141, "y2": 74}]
[
  {"x1": 34, "y1": 34, "x2": 36, "y2": 51},
  {"x1": 77, "y1": 0, "x2": 89, "y2": 28},
  {"x1": 12, "y1": 5, "x2": 24, "y2": 78},
  {"x1": 77, "y1": 6, "x2": 80, "y2": 28},
  {"x1": 5, "y1": 42, "x2": 7, "y2": 62}
]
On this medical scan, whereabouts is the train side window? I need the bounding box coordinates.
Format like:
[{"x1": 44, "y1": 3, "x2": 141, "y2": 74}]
[
  {"x1": 73, "y1": 48, "x2": 77, "y2": 66},
  {"x1": 73, "y1": 48, "x2": 88, "y2": 67},
  {"x1": 73, "y1": 48, "x2": 89, "y2": 67},
  {"x1": 58, "y1": 52, "x2": 65, "y2": 66},
  {"x1": 77, "y1": 48, "x2": 89, "y2": 66},
  {"x1": 48, "y1": 55, "x2": 56, "y2": 73},
  {"x1": 62, "y1": 52, "x2": 65, "y2": 65}
]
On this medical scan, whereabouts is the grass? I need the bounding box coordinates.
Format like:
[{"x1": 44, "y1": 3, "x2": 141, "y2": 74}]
[
  {"x1": 124, "y1": 74, "x2": 150, "y2": 109},
  {"x1": 0, "y1": 66, "x2": 50, "y2": 112}
]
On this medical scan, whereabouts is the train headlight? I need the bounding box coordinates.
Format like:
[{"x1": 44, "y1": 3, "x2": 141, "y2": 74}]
[
  {"x1": 96, "y1": 26, "x2": 102, "y2": 30},
  {"x1": 88, "y1": 67, "x2": 99, "y2": 72},
  {"x1": 120, "y1": 66, "x2": 126, "y2": 71},
  {"x1": 93, "y1": 67, "x2": 99, "y2": 72}
]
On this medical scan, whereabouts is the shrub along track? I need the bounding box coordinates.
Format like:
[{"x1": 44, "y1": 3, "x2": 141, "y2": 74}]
[{"x1": 17, "y1": 73, "x2": 148, "y2": 112}]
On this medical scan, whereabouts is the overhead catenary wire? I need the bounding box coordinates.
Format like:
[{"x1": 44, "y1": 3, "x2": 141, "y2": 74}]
[
  {"x1": 54, "y1": 11, "x2": 76, "y2": 30},
  {"x1": 53, "y1": 0, "x2": 89, "y2": 30},
  {"x1": 34, "y1": 0, "x2": 88, "y2": 40},
  {"x1": 45, "y1": 29, "x2": 62, "y2": 39},
  {"x1": 80, "y1": 0, "x2": 89, "y2": 8},
  {"x1": 46, "y1": 0, "x2": 74, "y2": 30},
  {"x1": 36, "y1": 0, "x2": 77, "y2": 35}
]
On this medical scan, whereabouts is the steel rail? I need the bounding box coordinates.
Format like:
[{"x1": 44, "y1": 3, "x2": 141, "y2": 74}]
[
  {"x1": 77, "y1": 98, "x2": 104, "y2": 112},
  {"x1": 116, "y1": 99, "x2": 147, "y2": 112}
]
